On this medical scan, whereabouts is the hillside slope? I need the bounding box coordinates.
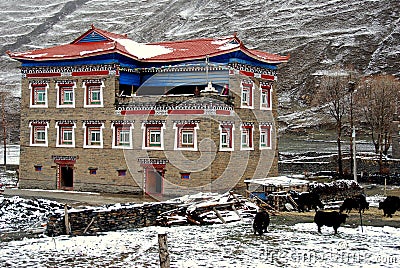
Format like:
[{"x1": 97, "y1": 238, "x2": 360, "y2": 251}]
[{"x1": 1, "y1": 0, "x2": 399, "y2": 119}]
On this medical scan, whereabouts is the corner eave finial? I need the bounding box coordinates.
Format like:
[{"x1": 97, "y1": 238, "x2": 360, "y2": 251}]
[{"x1": 91, "y1": 24, "x2": 95, "y2": 29}]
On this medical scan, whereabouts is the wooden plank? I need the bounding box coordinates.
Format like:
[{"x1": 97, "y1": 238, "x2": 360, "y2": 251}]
[
  {"x1": 246, "y1": 190, "x2": 279, "y2": 215},
  {"x1": 231, "y1": 205, "x2": 243, "y2": 221},
  {"x1": 213, "y1": 208, "x2": 226, "y2": 224},
  {"x1": 83, "y1": 217, "x2": 95, "y2": 234}
]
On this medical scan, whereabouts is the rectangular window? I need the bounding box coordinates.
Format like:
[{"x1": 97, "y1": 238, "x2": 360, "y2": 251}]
[
  {"x1": 88, "y1": 85, "x2": 101, "y2": 105},
  {"x1": 30, "y1": 84, "x2": 48, "y2": 107},
  {"x1": 90, "y1": 128, "x2": 101, "y2": 145},
  {"x1": 56, "y1": 122, "x2": 75, "y2": 147},
  {"x1": 119, "y1": 130, "x2": 130, "y2": 145},
  {"x1": 36, "y1": 127, "x2": 46, "y2": 142},
  {"x1": 221, "y1": 132, "x2": 228, "y2": 147},
  {"x1": 34, "y1": 165, "x2": 42, "y2": 172},
  {"x1": 260, "y1": 83, "x2": 272, "y2": 110},
  {"x1": 181, "y1": 173, "x2": 190, "y2": 180},
  {"x1": 174, "y1": 122, "x2": 199, "y2": 151},
  {"x1": 240, "y1": 124, "x2": 253, "y2": 150},
  {"x1": 219, "y1": 124, "x2": 234, "y2": 151},
  {"x1": 149, "y1": 130, "x2": 161, "y2": 146},
  {"x1": 181, "y1": 130, "x2": 194, "y2": 145},
  {"x1": 89, "y1": 168, "x2": 97, "y2": 175},
  {"x1": 83, "y1": 122, "x2": 104, "y2": 148},
  {"x1": 241, "y1": 80, "x2": 253, "y2": 108},
  {"x1": 260, "y1": 125, "x2": 272, "y2": 149},
  {"x1": 112, "y1": 122, "x2": 133, "y2": 149},
  {"x1": 30, "y1": 122, "x2": 49, "y2": 147},
  {"x1": 57, "y1": 83, "x2": 75, "y2": 107},
  {"x1": 62, "y1": 128, "x2": 73, "y2": 144},
  {"x1": 84, "y1": 82, "x2": 103, "y2": 107},
  {"x1": 142, "y1": 122, "x2": 165, "y2": 150},
  {"x1": 118, "y1": 169, "x2": 127, "y2": 176}
]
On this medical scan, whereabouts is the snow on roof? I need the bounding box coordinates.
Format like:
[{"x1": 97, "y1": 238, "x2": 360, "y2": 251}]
[
  {"x1": 7, "y1": 26, "x2": 289, "y2": 64},
  {"x1": 244, "y1": 176, "x2": 310, "y2": 187},
  {"x1": 111, "y1": 37, "x2": 173, "y2": 59}
]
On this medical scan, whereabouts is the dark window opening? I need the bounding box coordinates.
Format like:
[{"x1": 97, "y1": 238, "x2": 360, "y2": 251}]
[
  {"x1": 34, "y1": 165, "x2": 42, "y2": 172},
  {"x1": 88, "y1": 167, "x2": 97, "y2": 175},
  {"x1": 181, "y1": 172, "x2": 190, "y2": 180},
  {"x1": 118, "y1": 169, "x2": 127, "y2": 176}
]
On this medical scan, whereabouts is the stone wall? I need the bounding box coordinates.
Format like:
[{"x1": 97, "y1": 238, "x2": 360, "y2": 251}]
[
  {"x1": 46, "y1": 202, "x2": 178, "y2": 236},
  {"x1": 279, "y1": 154, "x2": 400, "y2": 177}
]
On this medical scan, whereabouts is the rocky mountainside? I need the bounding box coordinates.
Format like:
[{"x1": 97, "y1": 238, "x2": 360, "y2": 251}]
[{"x1": 1, "y1": 0, "x2": 399, "y2": 132}]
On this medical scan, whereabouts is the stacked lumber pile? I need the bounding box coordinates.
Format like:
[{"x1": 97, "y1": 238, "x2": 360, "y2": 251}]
[{"x1": 157, "y1": 192, "x2": 258, "y2": 226}]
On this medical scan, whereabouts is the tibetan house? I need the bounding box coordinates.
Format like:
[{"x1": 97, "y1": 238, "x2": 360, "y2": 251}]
[{"x1": 8, "y1": 25, "x2": 289, "y2": 198}]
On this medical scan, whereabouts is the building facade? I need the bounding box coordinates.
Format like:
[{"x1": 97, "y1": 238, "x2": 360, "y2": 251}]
[{"x1": 8, "y1": 26, "x2": 289, "y2": 198}]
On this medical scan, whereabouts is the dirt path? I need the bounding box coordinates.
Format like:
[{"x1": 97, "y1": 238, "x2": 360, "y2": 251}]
[{"x1": 2, "y1": 188, "x2": 156, "y2": 207}]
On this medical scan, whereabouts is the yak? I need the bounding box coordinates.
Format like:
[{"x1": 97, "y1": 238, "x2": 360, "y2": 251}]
[
  {"x1": 339, "y1": 194, "x2": 369, "y2": 214},
  {"x1": 296, "y1": 192, "x2": 324, "y2": 212},
  {"x1": 379, "y1": 196, "x2": 400, "y2": 217},
  {"x1": 314, "y1": 211, "x2": 348, "y2": 234},
  {"x1": 253, "y1": 211, "x2": 270, "y2": 235}
]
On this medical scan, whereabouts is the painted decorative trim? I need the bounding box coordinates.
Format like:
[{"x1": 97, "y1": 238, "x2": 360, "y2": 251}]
[
  {"x1": 21, "y1": 64, "x2": 118, "y2": 78},
  {"x1": 138, "y1": 158, "x2": 169, "y2": 165},
  {"x1": 229, "y1": 62, "x2": 277, "y2": 81}
]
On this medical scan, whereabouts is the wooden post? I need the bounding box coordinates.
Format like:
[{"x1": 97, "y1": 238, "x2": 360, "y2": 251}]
[
  {"x1": 384, "y1": 178, "x2": 387, "y2": 196},
  {"x1": 158, "y1": 232, "x2": 170, "y2": 268},
  {"x1": 64, "y1": 204, "x2": 71, "y2": 235},
  {"x1": 213, "y1": 207, "x2": 226, "y2": 224},
  {"x1": 1, "y1": 93, "x2": 6, "y2": 167}
]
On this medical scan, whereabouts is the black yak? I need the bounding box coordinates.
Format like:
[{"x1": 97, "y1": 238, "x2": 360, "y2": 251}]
[
  {"x1": 379, "y1": 196, "x2": 400, "y2": 217},
  {"x1": 253, "y1": 211, "x2": 270, "y2": 235},
  {"x1": 314, "y1": 211, "x2": 348, "y2": 234},
  {"x1": 340, "y1": 194, "x2": 369, "y2": 213},
  {"x1": 296, "y1": 192, "x2": 324, "y2": 212}
]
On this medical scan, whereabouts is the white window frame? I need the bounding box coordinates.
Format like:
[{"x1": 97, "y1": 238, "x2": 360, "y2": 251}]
[
  {"x1": 112, "y1": 123, "x2": 134, "y2": 149},
  {"x1": 260, "y1": 83, "x2": 272, "y2": 110},
  {"x1": 149, "y1": 130, "x2": 161, "y2": 146},
  {"x1": 29, "y1": 122, "x2": 49, "y2": 147},
  {"x1": 173, "y1": 122, "x2": 199, "y2": 151},
  {"x1": 29, "y1": 83, "x2": 48, "y2": 108},
  {"x1": 83, "y1": 122, "x2": 104, "y2": 148},
  {"x1": 83, "y1": 81, "x2": 104, "y2": 107},
  {"x1": 142, "y1": 122, "x2": 165, "y2": 150},
  {"x1": 240, "y1": 124, "x2": 254, "y2": 150},
  {"x1": 56, "y1": 122, "x2": 76, "y2": 147},
  {"x1": 219, "y1": 124, "x2": 234, "y2": 151},
  {"x1": 56, "y1": 82, "x2": 76, "y2": 108},
  {"x1": 240, "y1": 80, "x2": 254, "y2": 109},
  {"x1": 259, "y1": 125, "x2": 272, "y2": 150}
]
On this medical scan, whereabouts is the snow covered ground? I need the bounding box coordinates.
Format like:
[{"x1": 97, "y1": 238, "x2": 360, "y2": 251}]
[
  {"x1": 1, "y1": 194, "x2": 400, "y2": 267},
  {"x1": 1, "y1": 221, "x2": 400, "y2": 267}
]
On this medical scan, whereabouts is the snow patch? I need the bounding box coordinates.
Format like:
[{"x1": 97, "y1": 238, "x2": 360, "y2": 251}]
[{"x1": 112, "y1": 38, "x2": 173, "y2": 59}]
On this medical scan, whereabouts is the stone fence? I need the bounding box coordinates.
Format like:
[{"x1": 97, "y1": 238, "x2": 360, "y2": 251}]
[
  {"x1": 279, "y1": 153, "x2": 400, "y2": 176},
  {"x1": 46, "y1": 202, "x2": 178, "y2": 237}
]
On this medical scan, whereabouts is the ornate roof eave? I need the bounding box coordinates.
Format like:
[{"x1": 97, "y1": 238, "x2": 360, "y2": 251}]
[
  {"x1": 242, "y1": 49, "x2": 290, "y2": 64},
  {"x1": 8, "y1": 47, "x2": 121, "y2": 62}
]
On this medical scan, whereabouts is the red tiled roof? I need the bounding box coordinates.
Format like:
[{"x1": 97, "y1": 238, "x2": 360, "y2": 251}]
[{"x1": 7, "y1": 26, "x2": 289, "y2": 64}]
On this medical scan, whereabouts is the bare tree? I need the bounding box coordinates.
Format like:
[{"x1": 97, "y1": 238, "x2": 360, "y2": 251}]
[
  {"x1": 314, "y1": 67, "x2": 354, "y2": 178},
  {"x1": 355, "y1": 74, "x2": 400, "y2": 173}
]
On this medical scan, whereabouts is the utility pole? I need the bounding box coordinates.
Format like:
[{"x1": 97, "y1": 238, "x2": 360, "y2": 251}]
[
  {"x1": 348, "y1": 81, "x2": 356, "y2": 179},
  {"x1": 1, "y1": 93, "x2": 6, "y2": 167}
]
